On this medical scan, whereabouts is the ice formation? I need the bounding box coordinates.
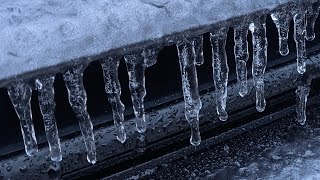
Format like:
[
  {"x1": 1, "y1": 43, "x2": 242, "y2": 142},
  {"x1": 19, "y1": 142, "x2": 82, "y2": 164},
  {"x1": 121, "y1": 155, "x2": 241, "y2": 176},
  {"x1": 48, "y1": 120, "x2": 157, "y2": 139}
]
[
  {"x1": 306, "y1": 1, "x2": 320, "y2": 41},
  {"x1": 101, "y1": 56, "x2": 127, "y2": 143},
  {"x1": 249, "y1": 15, "x2": 268, "y2": 112},
  {"x1": 210, "y1": 27, "x2": 229, "y2": 121},
  {"x1": 234, "y1": 23, "x2": 250, "y2": 97},
  {"x1": 293, "y1": 2, "x2": 307, "y2": 74},
  {"x1": 63, "y1": 65, "x2": 97, "y2": 164},
  {"x1": 124, "y1": 47, "x2": 160, "y2": 133},
  {"x1": 271, "y1": 5, "x2": 291, "y2": 56},
  {"x1": 124, "y1": 53, "x2": 148, "y2": 133},
  {"x1": 193, "y1": 36, "x2": 205, "y2": 66},
  {"x1": 177, "y1": 39, "x2": 202, "y2": 146},
  {"x1": 1, "y1": 0, "x2": 319, "y2": 167},
  {"x1": 36, "y1": 76, "x2": 62, "y2": 162},
  {"x1": 296, "y1": 85, "x2": 310, "y2": 125},
  {"x1": 7, "y1": 82, "x2": 38, "y2": 156}
]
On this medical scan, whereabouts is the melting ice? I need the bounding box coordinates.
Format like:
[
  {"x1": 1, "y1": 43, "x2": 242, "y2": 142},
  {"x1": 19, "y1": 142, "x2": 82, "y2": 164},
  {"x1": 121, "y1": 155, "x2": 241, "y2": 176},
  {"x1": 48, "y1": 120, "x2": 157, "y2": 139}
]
[
  {"x1": 7, "y1": 82, "x2": 38, "y2": 156},
  {"x1": 306, "y1": 1, "x2": 320, "y2": 41},
  {"x1": 296, "y1": 85, "x2": 310, "y2": 125},
  {"x1": 271, "y1": 5, "x2": 291, "y2": 56},
  {"x1": 3, "y1": 0, "x2": 320, "y2": 166},
  {"x1": 249, "y1": 15, "x2": 268, "y2": 112},
  {"x1": 101, "y1": 56, "x2": 127, "y2": 143},
  {"x1": 36, "y1": 76, "x2": 62, "y2": 162},
  {"x1": 63, "y1": 65, "x2": 97, "y2": 164},
  {"x1": 124, "y1": 47, "x2": 160, "y2": 133},
  {"x1": 177, "y1": 39, "x2": 202, "y2": 146},
  {"x1": 292, "y1": 2, "x2": 307, "y2": 74},
  {"x1": 234, "y1": 23, "x2": 250, "y2": 97},
  {"x1": 210, "y1": 27, "x2": 229, "y2": 121},
  {"x1": 124, "y1": 53, "x2": 148, "y2": 133}
]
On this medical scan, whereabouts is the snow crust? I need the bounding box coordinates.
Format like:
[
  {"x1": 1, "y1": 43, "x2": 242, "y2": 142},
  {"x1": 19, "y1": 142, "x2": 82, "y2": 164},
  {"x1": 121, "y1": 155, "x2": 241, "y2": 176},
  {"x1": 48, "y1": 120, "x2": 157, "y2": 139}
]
[{"x1": 0, "y1": 0, "x2": 302, "y2": 81}]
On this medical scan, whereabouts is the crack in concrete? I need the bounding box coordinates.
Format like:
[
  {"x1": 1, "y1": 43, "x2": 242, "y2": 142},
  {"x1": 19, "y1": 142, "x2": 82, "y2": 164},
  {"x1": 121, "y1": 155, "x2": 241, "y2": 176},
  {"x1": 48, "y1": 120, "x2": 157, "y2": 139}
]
[{"x1": 139, "y1": 0, "x2": 171, "y2": 17}]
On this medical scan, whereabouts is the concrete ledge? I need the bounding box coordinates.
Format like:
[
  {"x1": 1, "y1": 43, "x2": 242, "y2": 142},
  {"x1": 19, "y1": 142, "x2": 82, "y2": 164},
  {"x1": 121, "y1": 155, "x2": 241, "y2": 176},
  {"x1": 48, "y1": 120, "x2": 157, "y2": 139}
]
[{"x1": 0, "y1": 0, "x2": 316, "y2": 86}]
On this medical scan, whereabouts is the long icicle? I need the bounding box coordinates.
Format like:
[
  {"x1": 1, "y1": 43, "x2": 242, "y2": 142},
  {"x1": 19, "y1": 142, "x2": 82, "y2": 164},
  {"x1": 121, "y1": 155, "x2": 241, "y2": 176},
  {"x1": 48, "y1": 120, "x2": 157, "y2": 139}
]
[
  {"x1": 124, "y1": 53, "x2": 147, "y2": 133},
  {"x1": 100, "y1": 56, "x2": 126, "y2": 143},
  {"x1": 296, "y1": 85, "x2": 310, "y2": 125},
  {"x1": 234, "y1": 24, "x2": 249, "y2": 97},
  {"x1": 250, "y1": 15, "x2": 268, "y2": 112},
  {"x1": 271, "y1": 5, "x2": 291, "y2": 56},
  {"x1": 293, "y1": 4, "x2": 307, "y2": 74},
  {"x1": 177, "y1": 39, "x2": 202, "y2": 146},
  {"x1": 63, "y1": 65, "x2": 96, "y2": 164},
  {"x1": 210, "y1": 27, "x2": 229, "y2": 121},
  {"x1": 7, "y1": 82, "x2": 38, "y2": 156},
  {"x1": 306, "y1": 1, "x2": 320, "y2": 41},
  {"x1": 36, "y1": 75, "x2": 62, "y2": 162}
]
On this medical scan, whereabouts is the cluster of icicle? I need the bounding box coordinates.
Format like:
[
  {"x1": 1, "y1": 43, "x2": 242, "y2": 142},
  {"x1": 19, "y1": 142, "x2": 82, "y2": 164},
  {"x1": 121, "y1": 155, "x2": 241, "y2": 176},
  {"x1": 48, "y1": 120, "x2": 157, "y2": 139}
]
[{"x1": 5, "y1": 1, "x2": 319, "y2": 164}]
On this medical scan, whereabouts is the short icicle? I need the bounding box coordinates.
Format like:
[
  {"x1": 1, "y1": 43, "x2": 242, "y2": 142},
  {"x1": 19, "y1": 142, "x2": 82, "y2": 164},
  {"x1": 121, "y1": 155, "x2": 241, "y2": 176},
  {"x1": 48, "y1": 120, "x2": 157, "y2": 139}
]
[
  {"x1": 124, "y1": 53, "x2": 148, "y2": 133},
  {"x1": 292, "y1": 3, "x2": 307, "y2": 74},
  {"x1": 210, "y1": 27, "x2": 229, "y2": 121},
  {"x1": 124, "y1": 47, "x2": 159, "y2": 133},
  {"x1": 7, "y1": 82, "x2": 38, "y2": 156},
  {"x1": 192, "y1": 36, "x2": 204, "y2": 66},
  {"x1": 234, "y1": 24, "x2": 250, "y2": 97},
  {"x1": 249, "y1": 15, "x2": 268, "y2": 112},
  {"x1": 63, "y1": 65, "x2": 96, "y2": 164},
  {"x1": 100, "y1": 56, "x2": 126, "y2": 143},
  {"x1": 177, "y1": 38, "x2": 202, "y2": 146},
  {"x1": 295, "y1": 85, "x2": 310, "y2": 125},
  {"x1": 141, "y1": 46, "x2": 160, "y2": 68},
  {"x1": 36, "y1": 75, "x2": 62, "y2": 162},
  {"x1": 306, "y1": 1, "x2": 320, "y2": 41},
  {"x1": 271, "y1": 5, "x2": 291, "y2": 56}
]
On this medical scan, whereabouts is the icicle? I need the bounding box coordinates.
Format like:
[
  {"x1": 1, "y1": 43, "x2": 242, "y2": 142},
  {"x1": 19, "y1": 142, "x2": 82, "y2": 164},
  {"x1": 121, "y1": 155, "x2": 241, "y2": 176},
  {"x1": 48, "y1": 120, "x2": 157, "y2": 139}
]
[
  {"x1": 7, "y1": 82, "x2": 38, "y2": 156},
  {"x1": 177, "y1": 39, "x2": 202, "y2": 146},
  {"x1": 293, "y1": 5, "x2": 307, "y2": 74},
  {"x1": 210, "y1": 27, "x2": 229, "y2": 121},
  {"x1": 35, "y1": 76, "x2": 62, "y2": 162},
  {"x1": 124, "y1": 53, "x2": 147, "y2": 133},
  {"x1": 295, "y1": 85, "x2": 310, "y2": 125},
  {"x1": 141, "y1": 46, "x2": 160, "y2": 68},
  {"x1": 306, "y1": 1, "x2": 320, "y2": 41},
  {"x1": 249, "y1": 15, "x2": 268, "y2": 112},
  {"x1": 234, "y1": 25, "x2": 249, "y2": 97},
  {"x1": 136, "y1": 134, "x2": 147, "y2": 153},
  {"x1": 271, "y1": 6, "x2": 291, "y2": 56},
  {"x1": 100, "y1": 56, "x2": 126, "y2": 143},
  {"x1": 63, "y1": 65, "x2": 96, "y2": 164},
  {"x1": 192, "y1": 36, "x2": 204, "y2": 66}
]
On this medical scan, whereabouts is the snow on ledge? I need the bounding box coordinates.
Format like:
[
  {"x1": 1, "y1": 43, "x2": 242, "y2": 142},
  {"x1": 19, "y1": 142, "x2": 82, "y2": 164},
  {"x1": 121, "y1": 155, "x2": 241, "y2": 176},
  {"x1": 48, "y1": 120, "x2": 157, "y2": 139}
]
[{"x1": 0, "y1": 0, "x2": 311, "y2": 82}]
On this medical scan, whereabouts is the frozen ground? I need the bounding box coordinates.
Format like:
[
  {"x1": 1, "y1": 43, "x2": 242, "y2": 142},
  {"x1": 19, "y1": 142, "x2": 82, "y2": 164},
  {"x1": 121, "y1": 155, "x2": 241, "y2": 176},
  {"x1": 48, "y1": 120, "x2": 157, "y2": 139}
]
[
  {"x1": 0, "y1": 0, "x2": 307, "y2": 81},
  {"x1": 125, "y1": 103, "x2": 320, "y2": 179}
]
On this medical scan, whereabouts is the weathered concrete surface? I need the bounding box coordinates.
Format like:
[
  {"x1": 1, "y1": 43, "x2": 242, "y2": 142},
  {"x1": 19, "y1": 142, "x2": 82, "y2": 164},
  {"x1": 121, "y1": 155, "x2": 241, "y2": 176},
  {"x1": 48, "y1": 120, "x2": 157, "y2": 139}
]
[{"x1": 0, "y1": 0, "x2": 315, "y2": 83}]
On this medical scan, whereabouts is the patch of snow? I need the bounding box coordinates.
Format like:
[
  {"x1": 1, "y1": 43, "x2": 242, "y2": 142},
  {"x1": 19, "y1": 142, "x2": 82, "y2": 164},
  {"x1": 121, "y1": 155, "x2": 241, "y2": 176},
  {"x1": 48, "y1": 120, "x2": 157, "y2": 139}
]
[{"x1": 0, "y1": 0, "x2": 308, "y2": 81}]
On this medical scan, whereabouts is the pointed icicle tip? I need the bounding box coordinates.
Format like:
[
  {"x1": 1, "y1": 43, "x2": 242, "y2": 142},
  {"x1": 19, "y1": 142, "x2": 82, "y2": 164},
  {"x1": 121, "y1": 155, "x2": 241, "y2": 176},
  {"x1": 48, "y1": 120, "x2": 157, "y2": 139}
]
[
  {"x1": 124, "y1": 52, "x2": 147, "y2": 134},
  {"x1": 210, "y1": 27, "x2": 229, "y2": 121},
  {"x1": 177, "y1": 39, "x2": 202, "y2": 146},
  {"x1": 234, "y1": 24, "x2": 250, "y2": 97},
  {"x1": 7, "y1": 82, "x2": 38, "y2": 156},
  {"x1": 296, "y1": 85, "x2": 310, "y2": 125},
  {"x1": 101, "y1": 56, "x2": 127, "y2": 143},
  {"x1": 250, "y1": 15, "x2": 267, "y2": 113}
]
